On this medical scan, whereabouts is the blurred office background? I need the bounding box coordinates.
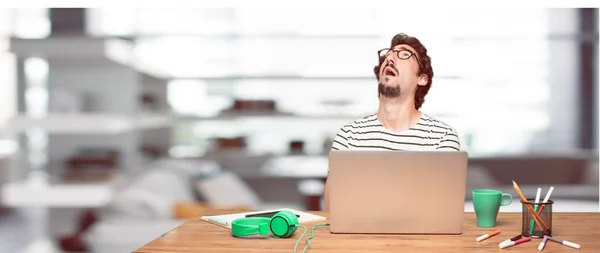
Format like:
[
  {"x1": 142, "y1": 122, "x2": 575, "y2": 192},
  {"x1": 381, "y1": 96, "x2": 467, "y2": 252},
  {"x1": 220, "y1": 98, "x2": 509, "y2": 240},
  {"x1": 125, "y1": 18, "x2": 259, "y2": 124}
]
[{"x1": 0, "y1": 7, "x2": 597, "y2": 253}]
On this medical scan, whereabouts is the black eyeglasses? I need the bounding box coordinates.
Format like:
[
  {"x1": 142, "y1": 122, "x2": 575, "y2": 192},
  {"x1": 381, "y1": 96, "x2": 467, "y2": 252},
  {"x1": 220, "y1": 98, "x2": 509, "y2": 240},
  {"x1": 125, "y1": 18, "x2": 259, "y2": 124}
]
[{"x1": 378, "y1": 47, "x2": 421, "y2": 68}]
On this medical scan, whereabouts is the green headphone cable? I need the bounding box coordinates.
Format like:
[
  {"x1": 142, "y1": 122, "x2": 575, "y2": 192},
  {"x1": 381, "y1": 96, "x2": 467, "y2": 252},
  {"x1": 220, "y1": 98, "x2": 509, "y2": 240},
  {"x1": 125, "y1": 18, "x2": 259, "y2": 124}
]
[
  {"x1": 293, "y1": 225, "x2": 308, "y2": 253},
  {"x1": 293, "y1": 223, "x2": 330, "y2": 253}
]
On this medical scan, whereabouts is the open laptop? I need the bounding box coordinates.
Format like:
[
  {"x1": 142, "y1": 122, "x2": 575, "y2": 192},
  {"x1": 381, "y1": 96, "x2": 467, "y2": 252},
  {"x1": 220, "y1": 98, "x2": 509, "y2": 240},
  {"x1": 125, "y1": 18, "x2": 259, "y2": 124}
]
[{"x1": 328, "y1": 150, "x2": 468, "y2": 234}]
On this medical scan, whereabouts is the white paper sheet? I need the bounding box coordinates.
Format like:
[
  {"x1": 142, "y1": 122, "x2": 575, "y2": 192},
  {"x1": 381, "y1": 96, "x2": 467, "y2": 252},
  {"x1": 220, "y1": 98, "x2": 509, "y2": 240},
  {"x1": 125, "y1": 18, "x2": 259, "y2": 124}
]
[{"x1": 200, "y1": 208, "x2": 326, "y2": 229}]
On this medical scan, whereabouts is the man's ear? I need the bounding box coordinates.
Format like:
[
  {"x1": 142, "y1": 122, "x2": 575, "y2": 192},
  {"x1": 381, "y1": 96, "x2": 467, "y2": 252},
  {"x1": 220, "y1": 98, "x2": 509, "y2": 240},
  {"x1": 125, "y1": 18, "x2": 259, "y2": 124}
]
[{"x1": 417, "y1": 74, "x2": 428, "y2": 87}]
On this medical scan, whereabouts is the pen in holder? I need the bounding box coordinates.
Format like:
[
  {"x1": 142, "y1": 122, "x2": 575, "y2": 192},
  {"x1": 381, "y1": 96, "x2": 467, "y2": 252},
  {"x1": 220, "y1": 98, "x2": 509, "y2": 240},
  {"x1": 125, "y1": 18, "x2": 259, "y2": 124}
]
[{"x1": 521, "y1": 198, "x2": 553, "y2": 238}]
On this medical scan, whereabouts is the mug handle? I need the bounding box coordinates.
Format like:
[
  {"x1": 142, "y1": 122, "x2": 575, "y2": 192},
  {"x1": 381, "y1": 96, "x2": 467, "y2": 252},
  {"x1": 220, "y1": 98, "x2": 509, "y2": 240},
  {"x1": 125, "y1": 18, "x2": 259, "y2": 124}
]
[{"x1": 500, "y1": 193, "x2": 512, "y2": 206}]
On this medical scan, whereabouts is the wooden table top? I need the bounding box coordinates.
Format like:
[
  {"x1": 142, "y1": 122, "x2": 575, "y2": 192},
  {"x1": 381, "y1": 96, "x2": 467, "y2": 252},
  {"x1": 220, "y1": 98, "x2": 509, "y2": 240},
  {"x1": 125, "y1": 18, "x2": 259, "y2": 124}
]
[{"x1": 134, "y1": 211, "x2": 600, "y2": 253}]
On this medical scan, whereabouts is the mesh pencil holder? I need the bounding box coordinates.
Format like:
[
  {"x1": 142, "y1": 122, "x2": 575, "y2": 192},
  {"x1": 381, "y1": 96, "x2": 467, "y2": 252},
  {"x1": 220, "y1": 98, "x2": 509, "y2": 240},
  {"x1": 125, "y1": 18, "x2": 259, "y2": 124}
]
[{"x1": 521, "y1": 198, "x2": 553, "y2": 238}]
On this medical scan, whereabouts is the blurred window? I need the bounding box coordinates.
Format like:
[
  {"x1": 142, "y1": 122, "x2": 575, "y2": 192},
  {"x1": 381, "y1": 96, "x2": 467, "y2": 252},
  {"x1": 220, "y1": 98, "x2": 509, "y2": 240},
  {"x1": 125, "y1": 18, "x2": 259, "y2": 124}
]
[{"x1": 86, "y1": 8, "x2": 580, "y2": 155}]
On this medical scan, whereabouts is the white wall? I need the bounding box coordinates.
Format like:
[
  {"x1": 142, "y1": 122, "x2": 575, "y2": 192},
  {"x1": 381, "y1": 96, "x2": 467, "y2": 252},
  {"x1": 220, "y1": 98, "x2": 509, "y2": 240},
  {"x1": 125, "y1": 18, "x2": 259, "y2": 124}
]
[
  {"x1": 595, "y1": 12, "x2": 599, "y2": 151},
  {"x1": 545, "y1": 8, "x2": 581, "y2": 151},
  {"x1": 0, "y1": 51, "x2": 16, "y2": 129}
]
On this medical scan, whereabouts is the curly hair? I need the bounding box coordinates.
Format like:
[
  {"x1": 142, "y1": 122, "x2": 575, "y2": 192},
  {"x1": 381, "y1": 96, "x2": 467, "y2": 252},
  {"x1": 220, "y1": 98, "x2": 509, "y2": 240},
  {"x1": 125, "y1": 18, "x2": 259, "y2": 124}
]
[{"x1": 374, "y1": 33, "x2": 434, "y2": 110}]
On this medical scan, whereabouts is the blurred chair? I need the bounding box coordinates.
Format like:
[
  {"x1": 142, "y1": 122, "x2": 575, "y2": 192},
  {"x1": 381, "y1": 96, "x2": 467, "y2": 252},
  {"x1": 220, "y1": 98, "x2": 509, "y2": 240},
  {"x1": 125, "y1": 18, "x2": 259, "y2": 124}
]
[
  {"x1": 195, "y1": 169, "x2": 302, "y2": 210},
  {"x1": 82, "y1": 158, "x2": 300, "y2": 253},
  {"x1": 80, "y1": 158, "x2": 218, "y2": 253}
]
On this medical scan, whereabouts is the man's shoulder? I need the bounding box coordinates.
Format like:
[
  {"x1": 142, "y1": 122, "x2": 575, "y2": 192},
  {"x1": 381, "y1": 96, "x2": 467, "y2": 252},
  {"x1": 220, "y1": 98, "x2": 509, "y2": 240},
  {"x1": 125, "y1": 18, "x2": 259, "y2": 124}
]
[
  {"x1": 420, "y1": 113, "x2": 458, "y2": 134},
  {"x1": 421, "y1": 113, "x2": 461, "y2": 150},
  {"x1": 339, "y1": 113, "x2": 379, "y2": 130}
]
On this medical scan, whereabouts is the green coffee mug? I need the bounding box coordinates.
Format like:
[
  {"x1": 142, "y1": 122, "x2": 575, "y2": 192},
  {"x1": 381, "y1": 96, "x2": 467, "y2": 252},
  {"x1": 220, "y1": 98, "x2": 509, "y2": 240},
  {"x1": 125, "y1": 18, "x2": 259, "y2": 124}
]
[{"x1": 472, "y1": 189, "x2": 512, "y2": 228}]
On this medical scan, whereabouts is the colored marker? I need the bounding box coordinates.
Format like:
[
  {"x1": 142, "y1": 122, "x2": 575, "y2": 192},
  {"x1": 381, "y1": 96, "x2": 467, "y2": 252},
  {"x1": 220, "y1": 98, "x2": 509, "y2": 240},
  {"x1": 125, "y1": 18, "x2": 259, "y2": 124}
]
[
  {"x1": 545, "y1": 235, "x2": 581, "y2": 249},
  {"x1": 538, "y1": 236, "x2": 548, "y2": 251},
  {"x1": 476, "y1": 230, "x2": 501, "y2": 242},
  {"x1": 537, "y1": 186, "x2": 555, "y2": 214},
  {"x1": 500, "y1": 237, "x2": 531, "y2": 249},
  {"x1": 513, "y1": 181, "x2": 549, "y2": 232},
  {"x1": 529, "y1": 187, "x2": 542, "y2": 234},
  {"x1": 499, "y1": 234, "x2": 522, "y2": 247}
]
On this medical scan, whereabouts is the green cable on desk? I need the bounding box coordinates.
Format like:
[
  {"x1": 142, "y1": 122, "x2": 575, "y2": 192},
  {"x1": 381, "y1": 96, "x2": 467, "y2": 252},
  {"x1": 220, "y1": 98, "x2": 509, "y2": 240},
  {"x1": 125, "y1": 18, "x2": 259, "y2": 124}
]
[
  {"x1": 293, "y1": 225, "x2": 308, "y2": 253},
  {"x1": 294, "y1": 223, "x2": 329, "y2": 253}
]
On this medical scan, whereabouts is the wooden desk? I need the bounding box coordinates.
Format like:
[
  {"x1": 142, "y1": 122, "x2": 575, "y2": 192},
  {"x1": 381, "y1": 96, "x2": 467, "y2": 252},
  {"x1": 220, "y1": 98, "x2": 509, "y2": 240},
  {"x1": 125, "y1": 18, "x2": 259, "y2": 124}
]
[{"x1": 134, "y1": 212, "x2": 600, "y2": 252}]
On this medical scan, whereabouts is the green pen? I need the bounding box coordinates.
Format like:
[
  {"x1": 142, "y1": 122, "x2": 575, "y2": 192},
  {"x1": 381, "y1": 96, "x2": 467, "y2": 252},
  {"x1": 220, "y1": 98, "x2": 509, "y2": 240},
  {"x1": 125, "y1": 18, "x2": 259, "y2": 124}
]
[{"x1": 529, "y1": 188, "x2": 542, "y2": 234}]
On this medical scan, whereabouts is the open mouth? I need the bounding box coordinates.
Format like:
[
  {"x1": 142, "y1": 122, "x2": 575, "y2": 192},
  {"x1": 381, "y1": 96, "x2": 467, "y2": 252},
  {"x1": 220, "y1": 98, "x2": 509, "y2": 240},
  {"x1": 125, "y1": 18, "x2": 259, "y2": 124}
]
[{"x1": 384, "y1": 67, "x2": 397, "y2": 77}]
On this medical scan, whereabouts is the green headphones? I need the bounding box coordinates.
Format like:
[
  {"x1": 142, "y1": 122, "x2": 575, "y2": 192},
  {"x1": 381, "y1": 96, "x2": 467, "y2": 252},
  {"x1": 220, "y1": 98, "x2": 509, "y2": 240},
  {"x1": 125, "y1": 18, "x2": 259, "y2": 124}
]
[{"x1": 231, "y1": 210, "x2": 299, "y2": 238}]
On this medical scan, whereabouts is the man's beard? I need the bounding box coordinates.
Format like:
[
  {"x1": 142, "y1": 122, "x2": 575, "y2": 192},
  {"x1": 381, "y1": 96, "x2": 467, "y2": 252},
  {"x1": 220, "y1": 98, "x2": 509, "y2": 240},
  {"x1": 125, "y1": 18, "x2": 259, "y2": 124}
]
[
  {"x1": 377, "y1": 62, "x2": 401, "y2": 98},
  {"x1": 378, "y1": 81, "x2": 401, "y2": 98}
]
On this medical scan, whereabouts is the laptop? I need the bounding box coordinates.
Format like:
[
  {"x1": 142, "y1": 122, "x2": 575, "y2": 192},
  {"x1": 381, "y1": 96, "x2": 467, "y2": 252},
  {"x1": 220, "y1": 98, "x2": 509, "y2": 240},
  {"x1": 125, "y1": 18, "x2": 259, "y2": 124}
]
[{"x1": 328, "y1": 150, "x2": 468, "y2": 234}]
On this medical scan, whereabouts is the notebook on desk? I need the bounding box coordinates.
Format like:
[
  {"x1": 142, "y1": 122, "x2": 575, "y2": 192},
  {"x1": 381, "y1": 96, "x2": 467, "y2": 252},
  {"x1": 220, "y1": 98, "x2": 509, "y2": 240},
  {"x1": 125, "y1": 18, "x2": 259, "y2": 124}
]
[
  {"x1": 328, "y1": 150, "x2": 468, "y2": 234},
  {"x1": 201, "y1": 208, "x2": 326, "y2": 229}
]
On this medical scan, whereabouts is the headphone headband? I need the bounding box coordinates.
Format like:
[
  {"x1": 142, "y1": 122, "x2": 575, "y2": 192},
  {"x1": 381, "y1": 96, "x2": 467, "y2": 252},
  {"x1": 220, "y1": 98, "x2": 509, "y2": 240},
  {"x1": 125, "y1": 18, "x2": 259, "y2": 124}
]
[
  {"x1": 231, "y1": 210, "x2": 299, "y2": 238},
  {"x1": 231, "y1": 217, "x2": 271, "y2": 237}
]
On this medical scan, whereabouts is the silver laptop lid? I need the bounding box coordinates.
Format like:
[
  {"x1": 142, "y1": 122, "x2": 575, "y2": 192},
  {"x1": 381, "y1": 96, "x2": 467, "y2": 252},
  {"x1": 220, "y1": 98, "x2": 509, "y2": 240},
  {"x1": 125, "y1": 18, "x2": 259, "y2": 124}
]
[{"x1": 328, "y1": 150, "x2": 468, "y2": 234}]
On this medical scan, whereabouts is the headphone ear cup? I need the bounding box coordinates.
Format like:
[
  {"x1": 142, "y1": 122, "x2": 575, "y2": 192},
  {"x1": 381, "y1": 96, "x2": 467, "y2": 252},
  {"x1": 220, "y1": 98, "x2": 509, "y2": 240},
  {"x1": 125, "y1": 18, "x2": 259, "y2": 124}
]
[
  {"x1": 280, "y1": 210, "x2": 299, "y2": 235},
  {"x1": 269, "y1": 211, "x2": 299, "y2": 238},
  {"x1": 279, "y1": 210, "x2": 299, "y2": 228}
]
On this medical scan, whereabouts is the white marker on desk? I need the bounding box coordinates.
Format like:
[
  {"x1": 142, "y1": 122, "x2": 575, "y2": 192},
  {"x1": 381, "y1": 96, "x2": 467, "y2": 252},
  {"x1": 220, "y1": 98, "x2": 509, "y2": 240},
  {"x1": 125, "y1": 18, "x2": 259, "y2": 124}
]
[
  {"x1": 499, "y1": 235, "x2": 522, "y2": 247},
  {"x1": 476, "y1": 230, "x2": 500, "y2": 242},
  {"x1": 500, "y1": 237, "x2": 531, "y2": 249},
  {"x1": 545, "y1": 235, "x2": 581, "y2": 249},
  {"x1": 538, "y1": 235, "x2": 548, "y2": 251}
]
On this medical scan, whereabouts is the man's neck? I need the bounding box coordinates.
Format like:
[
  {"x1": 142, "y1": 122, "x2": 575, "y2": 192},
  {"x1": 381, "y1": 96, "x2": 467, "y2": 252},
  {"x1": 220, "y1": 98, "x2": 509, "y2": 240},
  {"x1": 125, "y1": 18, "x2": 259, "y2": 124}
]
[{"x1": 377, "y1": 97, "x2": 421, "y2": 132}]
